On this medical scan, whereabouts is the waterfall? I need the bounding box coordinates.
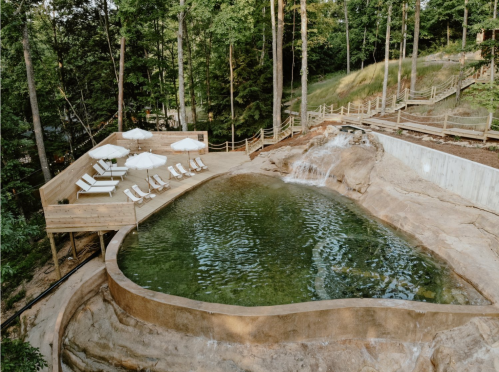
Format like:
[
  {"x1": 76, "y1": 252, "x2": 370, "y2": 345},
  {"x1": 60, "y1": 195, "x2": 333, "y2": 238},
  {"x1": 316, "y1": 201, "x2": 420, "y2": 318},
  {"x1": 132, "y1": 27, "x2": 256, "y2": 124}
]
[{"x1": 284, "y1": 133, "x2": 353, "y2": 187}]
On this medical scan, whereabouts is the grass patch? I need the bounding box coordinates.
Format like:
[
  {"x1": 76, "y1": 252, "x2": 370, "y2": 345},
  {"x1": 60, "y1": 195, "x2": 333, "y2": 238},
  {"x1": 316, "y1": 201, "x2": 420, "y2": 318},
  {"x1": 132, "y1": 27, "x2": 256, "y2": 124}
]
[{"x1": 289, "y1": 59, "x2": 462, "y2": 112}]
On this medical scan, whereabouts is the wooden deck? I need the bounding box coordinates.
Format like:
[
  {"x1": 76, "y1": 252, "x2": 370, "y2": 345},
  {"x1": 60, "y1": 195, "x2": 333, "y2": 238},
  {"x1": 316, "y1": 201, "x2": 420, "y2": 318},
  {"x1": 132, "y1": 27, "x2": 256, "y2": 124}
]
[{"x1": 72, "y1": 152, "x2": 249, "y2": 223}]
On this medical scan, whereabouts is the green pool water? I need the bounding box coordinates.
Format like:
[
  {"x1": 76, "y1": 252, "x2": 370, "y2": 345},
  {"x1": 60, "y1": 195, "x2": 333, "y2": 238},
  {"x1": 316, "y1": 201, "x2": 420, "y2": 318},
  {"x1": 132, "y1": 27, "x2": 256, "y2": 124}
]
[{"x1": 118, "y1": 174, "x2": 485, "y2": 307}]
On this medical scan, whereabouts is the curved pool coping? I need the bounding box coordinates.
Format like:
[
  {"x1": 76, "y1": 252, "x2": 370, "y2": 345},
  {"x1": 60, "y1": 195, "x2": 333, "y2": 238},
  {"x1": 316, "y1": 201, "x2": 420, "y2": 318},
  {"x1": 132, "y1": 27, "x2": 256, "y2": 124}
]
[{"x1": 107, "y1": 223, "x2": 499, "y2": 345}]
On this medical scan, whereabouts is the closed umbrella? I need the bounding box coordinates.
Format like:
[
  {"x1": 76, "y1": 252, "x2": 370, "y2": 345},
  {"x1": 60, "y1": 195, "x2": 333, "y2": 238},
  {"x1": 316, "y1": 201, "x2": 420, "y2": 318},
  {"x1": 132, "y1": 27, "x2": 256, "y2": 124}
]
[
  {"x1": 125, "y1": 152, "x2": 167, "y2": 192},
  {"x1": 88, "y1": 144, "x2": 130, "y2": 179},
  {"x1": 170, "y1": 138, "x2": 206, "y2": 168},
  {"x1": 122, "y1": 128, "x2": 153, "y2": 151}
]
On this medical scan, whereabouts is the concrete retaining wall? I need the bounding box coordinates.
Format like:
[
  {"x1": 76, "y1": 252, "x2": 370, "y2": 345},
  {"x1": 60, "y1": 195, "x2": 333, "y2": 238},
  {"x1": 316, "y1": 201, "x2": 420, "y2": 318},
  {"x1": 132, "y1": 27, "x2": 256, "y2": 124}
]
[{"x1": 375, "y1": 133, "x2": 499, "y2": 213}]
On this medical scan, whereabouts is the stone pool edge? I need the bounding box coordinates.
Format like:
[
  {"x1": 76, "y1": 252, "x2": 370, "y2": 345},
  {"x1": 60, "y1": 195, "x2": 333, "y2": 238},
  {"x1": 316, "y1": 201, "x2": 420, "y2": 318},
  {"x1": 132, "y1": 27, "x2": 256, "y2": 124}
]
[{"x1": 106, "y1": 227, "x2": 499, "y2": 345}]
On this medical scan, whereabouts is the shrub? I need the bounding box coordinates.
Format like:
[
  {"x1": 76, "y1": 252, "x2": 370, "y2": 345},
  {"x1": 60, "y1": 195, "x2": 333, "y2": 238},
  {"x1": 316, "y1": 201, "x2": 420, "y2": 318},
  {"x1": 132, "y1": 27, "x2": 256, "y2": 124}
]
[
  {"x1": 1, "y1": 338, "x2": 47, "y2": 372},
  {"x1": 5, "y1": 289, "x2": 26, "y2": 311}
]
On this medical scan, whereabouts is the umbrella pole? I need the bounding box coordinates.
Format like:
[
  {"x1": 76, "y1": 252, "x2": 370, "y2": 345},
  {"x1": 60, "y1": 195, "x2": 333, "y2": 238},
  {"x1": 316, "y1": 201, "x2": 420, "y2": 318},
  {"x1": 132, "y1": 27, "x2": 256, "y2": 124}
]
[{"x1": 147, "y1": 169, "x2": 151, "y2": 193}]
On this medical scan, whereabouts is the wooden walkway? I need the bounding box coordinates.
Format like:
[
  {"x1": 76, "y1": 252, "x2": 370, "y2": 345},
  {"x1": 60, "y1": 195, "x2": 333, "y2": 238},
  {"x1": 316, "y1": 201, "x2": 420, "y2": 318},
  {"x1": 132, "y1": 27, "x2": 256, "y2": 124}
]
[{"x1": 73, "y1": 152, "x2": 249, "y2": 223}]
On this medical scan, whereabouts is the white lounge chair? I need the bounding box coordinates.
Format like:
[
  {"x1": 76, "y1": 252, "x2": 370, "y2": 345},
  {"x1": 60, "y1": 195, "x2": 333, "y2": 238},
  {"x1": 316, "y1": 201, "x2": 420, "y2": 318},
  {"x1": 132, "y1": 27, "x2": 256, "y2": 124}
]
[
  {"x1": 190, "y1": 159, "x2": 202, "y2": 172},
  {"x1": 98, "y1": 159, "x2": 129, "y2": 173},
  {"x1": 76, "y1": 180, "x2": 115, "y2": 199},
  {"x1": 176, "y1": 163, "x2": 194, "y2": 177},
  {"x1": 146, "y1": 177, "x2": 165, "y2": 193},
  {"x1": 132, "y1": 185, "x2": 156, "y2": 201},
  {"x1": 93, "y1": 164, "x2": 127, "y2": 180},
  {"x1": 153, "y1": 174, "x2": 170, "y2": 189},
  {"x1": 168, "y1": 166, "x2": 183, "y2": 180},
  {"x1": 82, "y1": 173, "x2": 119, "y2": 187},
  {"x1": 123, "y1": 189, "x2": 144, "y2": 207},
  {"x1": 195, "y1": 157, "x2": 208, "y2": 170}
]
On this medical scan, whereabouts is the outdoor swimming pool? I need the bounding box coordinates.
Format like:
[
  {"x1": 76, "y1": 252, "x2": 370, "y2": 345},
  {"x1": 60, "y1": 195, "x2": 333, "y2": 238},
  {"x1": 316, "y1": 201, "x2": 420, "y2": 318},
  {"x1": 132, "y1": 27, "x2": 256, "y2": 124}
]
[{"x1": 118, "y1": 174, "x2": 485, "y2": 306}]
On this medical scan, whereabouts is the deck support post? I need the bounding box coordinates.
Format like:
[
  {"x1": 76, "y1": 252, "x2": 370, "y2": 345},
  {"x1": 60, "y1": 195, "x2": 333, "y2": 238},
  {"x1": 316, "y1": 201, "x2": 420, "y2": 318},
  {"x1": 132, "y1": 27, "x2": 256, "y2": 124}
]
[
  {"x1": 397, "y1": 110, "x2": 401, "y2": 125},
  {"x1": 347, "y1": 102, "x2": 351, "y2": 115},
  {"x1": 226, "y1": 141, "x2": 229, "y2": 152},
  {"x1": 392, "y1": 95, "x2": 396, "y2": 110},
  {"x1": 340, "y1": 106, "x2": 344, "y2": 116},
  {"x1": 368, "y1": 101, "x2": 371, "y2": 116},
  {"x1": 69, "y1": 232, "x2": 77, "y2": 260},
  {"x1": 330, "y1": 104, "x2": 334, "y2": 114},
  {"x1": 99, "y1": 231, "x2": 106, "y2": 260},
  {"x1": 376, "y1": 97, "x2": 380, "y2": 112},
  {"x1": 245, "y1": 139, "x2": 248, "y2": 154},
  {"x1": 48, "y1": 233, "x2": 61, "y2": 280},
  {"x1": 443, "y1": 114, "x2": 448, "y2": 138}
]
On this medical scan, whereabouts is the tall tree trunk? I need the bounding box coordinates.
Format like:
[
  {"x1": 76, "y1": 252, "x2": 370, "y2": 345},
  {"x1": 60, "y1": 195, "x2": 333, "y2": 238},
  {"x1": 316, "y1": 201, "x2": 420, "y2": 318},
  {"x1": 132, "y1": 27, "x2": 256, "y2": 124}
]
[
  {"x1": 229, "y1": 44, "x2": 235, "y2": 150},
  {"x1": 410, "y1": 0, "x2": 421, "y2": 93},
  {"x1": 177, "y1": 0, "x2": 187, "y2": 131},
  {"x1": 344, "y1": 0, "x2": 350, "y2": 74},
  {"x1": 270, "y1": 0, "x2": 277, "y2": 130},
  {"x1": 23, "y1": 23, "x2": 52, "y2": 183},
  {"x1": 184, "y1": 21, "x2": 197, "y2": 129},
  {"x1": 300, "y1": 0, "x2": 308, "y2": 133},
  {"x1": 261, "y1": 7, "x2": 266, "y2": 66},
  {"x1": 403, "y1": 2, "x2": 407, "y2": 58},
  {"x1": 447, "y1": 21, "x2": 450, "y2": 46},
  {"x1": 361, "y1": 0, "x2": 370, "y2": 70},
  {"x1": 169, "y1": 45, "x2": 180, "y2": 127},
  {"x1": 276, "y1": 0, "x2": 284, "y2": 134},
  {"x1": 490, "y1": 0, "x2": 498, "y2": 126},
  {"x1": 456, "y1": 0, "x2": 468, "y2": 105},
  {"x1": 290, "y1": 0, "x2": 296, "y2": 99},
  {"x1": 381, "y1": 4, "x2": 392, "y2": 115},
  {"x1": 118, "y1": 36, "x2": 125, "y2": 132},
  {"x1": 205, "y1": 31, "x2": 212, "y2": 120},
  {"x1": 102, "y1": 0, "x2": 118, "y2": 82},
  {"x1": 397, "y1": 2, "x2": 406, "y2": 95}
]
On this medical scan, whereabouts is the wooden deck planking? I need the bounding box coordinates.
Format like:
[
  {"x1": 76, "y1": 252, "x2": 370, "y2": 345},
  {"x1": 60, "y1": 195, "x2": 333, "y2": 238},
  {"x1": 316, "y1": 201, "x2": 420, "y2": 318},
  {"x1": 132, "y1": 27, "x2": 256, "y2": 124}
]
[{"x1": 72, "y1": 152, "x2": 249, "y2": 224}]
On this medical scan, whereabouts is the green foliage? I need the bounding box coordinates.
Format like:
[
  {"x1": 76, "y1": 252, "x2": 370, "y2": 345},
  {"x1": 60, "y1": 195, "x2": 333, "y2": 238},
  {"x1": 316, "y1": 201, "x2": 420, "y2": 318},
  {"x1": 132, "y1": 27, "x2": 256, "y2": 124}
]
[
  {"x1": 5, "y1": 289, "x2": 27, "y2": 311},
  {"x1": 464, "y1": 83, "x2": 499, "y2": 113},
  {"x1": 0, "y1": 212, "x2": 41, "y2": 255},
  {"x1": 1, "y1": 338, "x2": 47, "y2": 372}
]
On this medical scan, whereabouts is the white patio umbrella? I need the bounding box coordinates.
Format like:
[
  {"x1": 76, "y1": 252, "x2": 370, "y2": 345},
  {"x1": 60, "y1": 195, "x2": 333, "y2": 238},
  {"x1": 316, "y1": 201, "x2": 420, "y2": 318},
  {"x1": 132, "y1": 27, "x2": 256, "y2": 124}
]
[
  {"x1": 122, "y1": 128, "x2": 153, "y2": 151},
  {"x1": 88, "y1": 144, "x2": 130, "y2": 159},
  {"x1": 125, "y1": 152, "x2": 167, "y2": 192},
  {"x1": 88, "y1": 144, "x2": 130, "y2": 179},
  {"x1": 170, "y1": 138, "x2": 206, "y2": 168}
]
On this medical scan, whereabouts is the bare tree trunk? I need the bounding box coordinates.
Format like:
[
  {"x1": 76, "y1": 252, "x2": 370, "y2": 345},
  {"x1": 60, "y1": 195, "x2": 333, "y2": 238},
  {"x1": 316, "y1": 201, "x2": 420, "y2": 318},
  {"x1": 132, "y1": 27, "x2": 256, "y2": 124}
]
[
  {"x1": 102, "y1": 0, "x2": 118, "y2": 82},
  {"x1": 410, "y1": 0, "x2": 421, "y2": 93},
  {"x1": 290, "y1": 0, "x2": 296, "y2": 99},
  {"x1": 447, "y1": 21, "x2": 450, "y2": 46},
  {"x1": 490, "y1": 0, "x2": 498, "y2": 126},
  {"x1": 169, "y1": 45, "x2": 180, "y2": 126},
  {"x1": 229, "y1": 44, "x2": 235, "y2": 150},
  {"x1": 344, "y1": 0, "x2": 350, "y2": 74},
  {"x1": 276, "y1": 0, "x2": 284, "y2": 134},
  {"x1": 23, "y1": 23, "x2": 51, "y2": 183},
  {"x1": 361, "y1": 0, "x2": 369, "y2": 70},
  {"x1": 397, "y1": 2, "x2": 406, "y2": 95},
  {"x1": 270, "y1": 0, "x2": 277, "y2": 130},
  {"x1": 177, "y1": 0, "x2": 187, "y2": 131},
  {"x1": 381, "y1": 4, "x2": 392, "y2": 115},
  {"x1": 456, "y1": 0, "x2": 468, "y2": 105},
  {"x1": 261, "y1": 7, "x2": 266, "y2": 66},
  {"x1": 118, "y1": 36, "x2": 125, "y2": 131},
  {"x1": 301, "y1": 0, "x2": 308, "y2": 133},
  {"x1": 204, "y1": 31, "x2": 212, "y2": 120},
  {"x1": 184, "y1": 21, "x2": 197, "y2": 129},
  {"x1": 403, "y1": 2, "x2": 407, "y2": 58}
]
